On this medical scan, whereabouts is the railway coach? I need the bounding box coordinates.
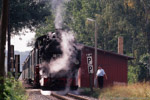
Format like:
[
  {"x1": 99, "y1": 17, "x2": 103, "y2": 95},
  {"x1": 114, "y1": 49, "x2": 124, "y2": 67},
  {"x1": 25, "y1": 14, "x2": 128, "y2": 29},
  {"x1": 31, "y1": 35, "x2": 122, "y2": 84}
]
[{"x1": 22, "y1": 48, "x2": 39, "y2": 86}]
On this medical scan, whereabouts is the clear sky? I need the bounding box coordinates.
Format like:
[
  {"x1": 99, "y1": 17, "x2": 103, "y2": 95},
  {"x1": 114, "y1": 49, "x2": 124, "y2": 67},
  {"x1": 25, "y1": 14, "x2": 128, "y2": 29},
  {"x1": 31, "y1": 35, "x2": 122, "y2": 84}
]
[{"x1": 11, "y1": 29, "x2": 35, "y2": 52}]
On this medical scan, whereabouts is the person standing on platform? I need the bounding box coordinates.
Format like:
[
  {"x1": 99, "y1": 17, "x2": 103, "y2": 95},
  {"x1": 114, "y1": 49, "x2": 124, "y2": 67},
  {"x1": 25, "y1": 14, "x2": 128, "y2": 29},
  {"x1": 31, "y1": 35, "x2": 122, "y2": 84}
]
[{"x1": 96, "y1": 65, "x2": 107, "y2": 89}]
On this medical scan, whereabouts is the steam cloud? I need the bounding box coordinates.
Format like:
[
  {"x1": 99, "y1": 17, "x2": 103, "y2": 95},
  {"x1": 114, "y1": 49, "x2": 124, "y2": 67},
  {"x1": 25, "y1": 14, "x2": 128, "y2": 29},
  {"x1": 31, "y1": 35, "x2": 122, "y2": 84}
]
[
  {"x1": 51, "y1": 0, "x2": 70, "y2": 28},
  {"x1": 39, "y1": 0, "x2": 77, "y2": 78},
  {"x1": 49, "y1": 31, "x2": 76, "y2": 74},
  {"x1": 39, "y1": 0, "x2": 82, "y2": 93}
]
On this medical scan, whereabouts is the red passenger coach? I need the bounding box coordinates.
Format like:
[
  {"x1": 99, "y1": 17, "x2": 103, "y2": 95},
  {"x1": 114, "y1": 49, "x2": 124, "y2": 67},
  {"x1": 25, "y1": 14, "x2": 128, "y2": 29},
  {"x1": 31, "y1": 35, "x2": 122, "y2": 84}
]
[{"x1": 78, "y1": 46, "x2": 133, "y2": 88}]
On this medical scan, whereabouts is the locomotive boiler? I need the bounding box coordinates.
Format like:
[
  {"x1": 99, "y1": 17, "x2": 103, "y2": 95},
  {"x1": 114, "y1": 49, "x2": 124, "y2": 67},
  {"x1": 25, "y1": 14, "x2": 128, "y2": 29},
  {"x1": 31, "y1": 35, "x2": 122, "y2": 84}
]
[{"x1": 22, "y1": 29, "x2": 81, "y2": 90}]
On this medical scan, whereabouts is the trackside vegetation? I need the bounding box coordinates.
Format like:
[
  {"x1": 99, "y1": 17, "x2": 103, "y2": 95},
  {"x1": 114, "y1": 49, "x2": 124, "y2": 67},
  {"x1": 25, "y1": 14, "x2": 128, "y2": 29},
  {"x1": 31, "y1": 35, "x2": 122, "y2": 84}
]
[
  {"x1": 81, "y1": 82, "x2": 150, "y2": 99},
  {"x1": 0, "y1": 76, "x2": 27, "y2": 100}
]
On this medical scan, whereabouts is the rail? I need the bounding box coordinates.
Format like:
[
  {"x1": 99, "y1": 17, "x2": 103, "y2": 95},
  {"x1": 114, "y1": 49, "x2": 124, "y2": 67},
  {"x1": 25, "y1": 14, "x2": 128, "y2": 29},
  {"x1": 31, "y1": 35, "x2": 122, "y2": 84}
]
[{"x1": 51, "y1": 92, "x2": 89, "y2": 100}]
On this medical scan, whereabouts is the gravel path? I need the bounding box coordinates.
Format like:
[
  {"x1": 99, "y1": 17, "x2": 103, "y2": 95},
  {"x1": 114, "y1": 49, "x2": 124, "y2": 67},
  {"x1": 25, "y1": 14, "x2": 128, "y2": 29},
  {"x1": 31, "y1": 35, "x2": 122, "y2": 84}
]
[
  {"x1": 26, "y1": 89, "x2": 99, "y2": 100},
  {"x1": 26, "y1": 90, "x2": 59, "y2": 100},
  {"x1": 21, "y1": 80, "x2": 58, "y2": 100},
  {"x1": 22, "y1": 80, "x2": 98, "y2": 100},
  {"x1": 26, "y1": 89, "x2": 98, "y2": 100}
]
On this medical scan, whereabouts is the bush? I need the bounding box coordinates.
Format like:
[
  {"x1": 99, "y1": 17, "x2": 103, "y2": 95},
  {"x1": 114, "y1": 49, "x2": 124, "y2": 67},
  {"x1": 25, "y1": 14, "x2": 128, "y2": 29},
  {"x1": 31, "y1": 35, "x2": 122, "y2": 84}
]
[{"x1": 0, "y1": 76, "x2": 27, "y2": 100}]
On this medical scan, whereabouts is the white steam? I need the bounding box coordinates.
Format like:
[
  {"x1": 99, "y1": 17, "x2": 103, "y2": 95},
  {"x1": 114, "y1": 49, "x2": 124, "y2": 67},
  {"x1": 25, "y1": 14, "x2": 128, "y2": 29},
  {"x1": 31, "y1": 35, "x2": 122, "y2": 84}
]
[
  {"x1": 49, "y1": 31, "x2": 75, "y2": 74},
  {"x1": 51, "y1": 0, "x2": 71, "y2": 28}
]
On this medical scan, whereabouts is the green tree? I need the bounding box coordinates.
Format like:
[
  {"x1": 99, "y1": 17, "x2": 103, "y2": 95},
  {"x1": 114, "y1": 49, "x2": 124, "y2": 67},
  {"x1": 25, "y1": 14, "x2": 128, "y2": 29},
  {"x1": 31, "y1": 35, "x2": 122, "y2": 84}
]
[
  {"x1": 64, "y1": 0, "x2": 150, "y2": 82},
  {"x1": 35, "y1": 15, "x2": 55, "y2": 38},
  {"x1": 0, "y1": 0, "x2": 51, "y2": 34},
  {"x1": 64, "y1": 0, "x2": 101, "y2": 46}
]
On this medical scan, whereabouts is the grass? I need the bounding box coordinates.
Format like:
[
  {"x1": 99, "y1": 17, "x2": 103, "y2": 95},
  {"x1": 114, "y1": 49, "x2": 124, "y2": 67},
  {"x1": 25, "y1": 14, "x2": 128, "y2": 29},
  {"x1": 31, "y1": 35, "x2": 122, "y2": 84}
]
[
  {"x1": 81, "y1": 82, "x2": 150, "y2": 100},
  {"x1": 80, "y1": 88, "x2": 101, "y2": 98}
]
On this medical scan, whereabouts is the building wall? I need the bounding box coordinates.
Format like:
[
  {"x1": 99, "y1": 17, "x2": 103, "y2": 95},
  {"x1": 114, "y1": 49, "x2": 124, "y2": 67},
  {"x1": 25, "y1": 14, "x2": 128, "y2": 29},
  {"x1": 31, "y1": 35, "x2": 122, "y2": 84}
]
[{"x1": 79, "y1": 47, "x2": 128, "y2": 87}]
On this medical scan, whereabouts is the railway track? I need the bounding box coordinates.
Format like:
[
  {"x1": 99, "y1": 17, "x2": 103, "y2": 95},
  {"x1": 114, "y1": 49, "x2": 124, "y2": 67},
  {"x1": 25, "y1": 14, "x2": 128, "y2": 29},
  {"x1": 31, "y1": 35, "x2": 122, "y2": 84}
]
[
  {"x1": 24, "y1": 81, "x2": 94, "y2": 100},
  {"x1": 51, "y1": 92, "x2": 89, "y2": 100},
  {"x1": 26, "y1": 89, "x2": 96, "y2": 100}
]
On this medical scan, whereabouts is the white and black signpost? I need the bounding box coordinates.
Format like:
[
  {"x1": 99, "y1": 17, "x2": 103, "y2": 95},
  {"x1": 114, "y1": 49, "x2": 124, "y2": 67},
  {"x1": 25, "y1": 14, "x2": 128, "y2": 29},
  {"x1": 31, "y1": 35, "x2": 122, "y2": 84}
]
[{"x1": 87, "y1": 54, "x2": 93, "y2": 91}]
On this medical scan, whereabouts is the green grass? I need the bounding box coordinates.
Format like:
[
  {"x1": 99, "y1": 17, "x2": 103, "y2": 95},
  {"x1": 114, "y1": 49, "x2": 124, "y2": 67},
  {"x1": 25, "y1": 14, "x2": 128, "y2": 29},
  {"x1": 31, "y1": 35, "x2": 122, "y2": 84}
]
[
  {"x1": 80, "y1": 88, "x2": 101, "y2": 98},
  {"x1": 81, "y1": 82, "x2": 150, "y2": 100}
]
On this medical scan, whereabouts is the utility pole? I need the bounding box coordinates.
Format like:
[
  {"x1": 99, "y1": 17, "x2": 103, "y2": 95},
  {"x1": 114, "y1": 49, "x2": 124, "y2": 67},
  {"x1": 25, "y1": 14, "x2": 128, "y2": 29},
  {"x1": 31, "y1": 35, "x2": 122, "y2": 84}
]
[
  {"x1": 87, "y1": 18, "x2": 98, "y2": 88},
  {"x1": 94, "y1": 21, "x2": 97, "y2": 78}
]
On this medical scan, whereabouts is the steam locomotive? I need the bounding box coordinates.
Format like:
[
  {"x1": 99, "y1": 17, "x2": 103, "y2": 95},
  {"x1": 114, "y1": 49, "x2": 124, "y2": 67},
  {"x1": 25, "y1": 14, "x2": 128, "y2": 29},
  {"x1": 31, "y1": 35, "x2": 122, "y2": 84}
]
[{"x1": 22, "y1": 29, "x2": 81, "y2": 90}]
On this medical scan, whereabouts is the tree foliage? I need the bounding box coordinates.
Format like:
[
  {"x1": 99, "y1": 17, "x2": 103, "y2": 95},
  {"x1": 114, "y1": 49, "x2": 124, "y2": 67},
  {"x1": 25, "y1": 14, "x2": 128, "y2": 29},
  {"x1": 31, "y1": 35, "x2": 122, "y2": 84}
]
[
  {"x1": 64, "y1": 0, "x2": 150, "y2": 82},
  {"x1": 35, "y1": 15, "x2": 55, "y2": 38},
  {"x1": 0, "y1": 0, "x2": 51, "y2": 34},
  {"x1": 36, "y1": 0, "x2": 150, "y2": 82}
]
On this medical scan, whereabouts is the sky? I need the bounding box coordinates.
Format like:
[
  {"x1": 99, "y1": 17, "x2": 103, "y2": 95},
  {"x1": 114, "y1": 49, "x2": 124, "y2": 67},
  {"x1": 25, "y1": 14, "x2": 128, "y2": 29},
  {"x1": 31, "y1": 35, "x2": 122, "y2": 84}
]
[
  {"x1": 5, "y1": 29, "x2": 36, "y2": 73},
  {"x1": 11, "y1": 29, "x2": 35, "y2": 52},
  {"x1": 11, "y1": 29, "x2": 36, "y2": 71}
]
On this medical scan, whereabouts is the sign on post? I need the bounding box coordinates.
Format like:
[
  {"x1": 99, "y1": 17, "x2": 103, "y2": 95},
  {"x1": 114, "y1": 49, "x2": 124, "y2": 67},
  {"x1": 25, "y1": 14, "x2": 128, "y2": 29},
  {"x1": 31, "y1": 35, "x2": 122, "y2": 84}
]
[
  {"x1": 86, "y1": 54, "x2": 93, "y2": 73},
  {"x1": 88, "y1": 64, "x2": 93, "y2": 73},
  {"x1": 86, "y1": 53, "x2": 93, "y2": 92}
]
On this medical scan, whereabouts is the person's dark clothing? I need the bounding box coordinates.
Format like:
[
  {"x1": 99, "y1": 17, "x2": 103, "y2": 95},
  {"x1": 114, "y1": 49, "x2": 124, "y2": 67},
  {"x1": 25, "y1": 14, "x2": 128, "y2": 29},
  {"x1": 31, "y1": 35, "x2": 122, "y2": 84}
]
[{"x1": 98, "y1": 76, "x2": 103, "y2": 89}]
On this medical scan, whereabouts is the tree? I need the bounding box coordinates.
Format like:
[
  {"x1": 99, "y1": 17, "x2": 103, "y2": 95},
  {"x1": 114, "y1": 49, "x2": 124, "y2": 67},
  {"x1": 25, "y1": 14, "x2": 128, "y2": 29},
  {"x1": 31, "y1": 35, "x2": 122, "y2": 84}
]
[
  {"x1": 0, "y1": 0, "x2": 51, "y2": 33},
  {"x1": 35, "y1": 15, "x2": 55, "y2": 38},
  {"x1": 0, "y1": 0, "x2": 8, "y2": 97},
  {"x1": 7, "y1": 0, "x2": 51, "y2": 34},
  {"x1": 64, "y1": 0, "x2": 150, "y2": 82},
  {"x1": 64, "y1": 0, "x2": 101, "y2": 46}
]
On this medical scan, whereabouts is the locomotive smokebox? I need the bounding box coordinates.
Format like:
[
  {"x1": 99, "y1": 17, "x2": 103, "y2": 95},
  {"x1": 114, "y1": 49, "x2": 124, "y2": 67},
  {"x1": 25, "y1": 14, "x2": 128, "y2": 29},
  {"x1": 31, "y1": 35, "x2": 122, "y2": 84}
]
[{"x1": 47, "y1": 28, "x2": 62, "y2": 41}]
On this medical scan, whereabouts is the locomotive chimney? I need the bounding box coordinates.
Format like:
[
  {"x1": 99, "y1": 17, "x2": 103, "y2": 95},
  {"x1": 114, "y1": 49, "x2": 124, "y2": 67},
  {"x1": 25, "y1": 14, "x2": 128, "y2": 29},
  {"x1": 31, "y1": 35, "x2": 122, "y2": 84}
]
[{"x1": 118, "y1": 36, "x2": 123, "y2": 54}]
